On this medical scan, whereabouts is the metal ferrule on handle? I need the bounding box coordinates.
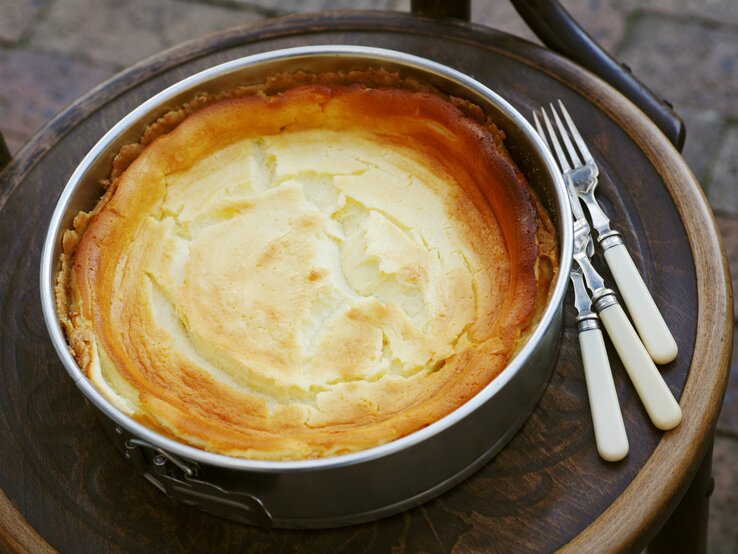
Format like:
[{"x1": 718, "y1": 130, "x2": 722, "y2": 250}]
[
  {"x1": 598, "y1": 231, "x2": 624, "y2": 252},
  {"x1": 592, "y1": 288, "x2": 618, "y2": 309},
  {"x1": 576, "y1": 314, "x2": 600, "y2": 333}
]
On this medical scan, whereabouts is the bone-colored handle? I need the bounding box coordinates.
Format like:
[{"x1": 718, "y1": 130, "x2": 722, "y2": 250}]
[
  {"x1": 579, "y1": 328, "x2": 629, "y2": 461},
  {"x1": 603, "y1": 243, "x2": 678, "y2": 364},
  {"x1": 598, "y1": 303, "x2": 682, "y2": 430}
]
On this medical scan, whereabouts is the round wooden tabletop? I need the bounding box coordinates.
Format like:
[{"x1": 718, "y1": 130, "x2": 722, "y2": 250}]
[{"x1": 0, "y1": 11, "x2": 731, "y2": 554}]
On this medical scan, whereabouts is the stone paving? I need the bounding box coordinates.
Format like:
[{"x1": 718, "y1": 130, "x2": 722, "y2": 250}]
[{"x1": 1, "y1": 0, "x2": 737, "y2": 550}]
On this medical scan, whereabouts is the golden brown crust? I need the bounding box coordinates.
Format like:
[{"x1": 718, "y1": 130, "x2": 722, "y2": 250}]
[{"x1": 56, "y1": 69, "x2": 558, "y2": 460}]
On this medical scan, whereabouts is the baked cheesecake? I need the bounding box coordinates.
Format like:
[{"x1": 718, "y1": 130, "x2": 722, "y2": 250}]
[{"x1": 56, "y1": 69, "x2": 557, "y2": 460}]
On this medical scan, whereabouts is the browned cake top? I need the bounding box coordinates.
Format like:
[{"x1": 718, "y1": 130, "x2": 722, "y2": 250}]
[{"x1": 56, "y1": 70, "x2": 557, "y2": 460}]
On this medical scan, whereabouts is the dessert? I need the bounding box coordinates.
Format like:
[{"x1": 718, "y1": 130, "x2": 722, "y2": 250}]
[{"x1": 56, "y1": 69, "x2": 557, "y2": 460}]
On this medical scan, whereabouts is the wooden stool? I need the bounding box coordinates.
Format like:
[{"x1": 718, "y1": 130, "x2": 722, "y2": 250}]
[{"x1": 0, "y1": 8, "x2": 730, "y2": 553}]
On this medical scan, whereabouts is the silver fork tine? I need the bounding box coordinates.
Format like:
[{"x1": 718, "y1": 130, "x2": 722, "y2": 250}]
[
  {"x1": 550, "y1": 103, "x2": 583, "y2": 168},
  {"x1": 558, "y1": 99, "x2": 593, "y2": 163},
  {"x1": 535, "y1": 109, "x2": 591, "y2": 257},
  {"x1": 532, "y1": 112, "x2": 549, "y2": 158},
  {"x1": 534, "y1": 111, "x2": 560, "y2": 170},
  {"x1": 539, "y1": 109, "x2": 571, "y2": 173}
]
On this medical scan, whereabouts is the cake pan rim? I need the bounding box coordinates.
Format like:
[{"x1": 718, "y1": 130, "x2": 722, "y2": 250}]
[{"x1": 40, "y1": 44, "x2": 573, "y2": 472}]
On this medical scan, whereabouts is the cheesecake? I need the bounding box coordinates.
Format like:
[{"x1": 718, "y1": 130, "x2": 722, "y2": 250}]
[{"x1": 56, "y1": 69, "x2": 557, "y2": 460}]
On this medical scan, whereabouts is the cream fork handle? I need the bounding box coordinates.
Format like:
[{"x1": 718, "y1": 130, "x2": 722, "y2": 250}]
[
  {"x1": 598, "y1": 303, "x2": 682, "y2": 430},
  {"x1": 604, "y1": 243, "x2": 678, "y2": 364},
  {"x1": 578, "y1": 327, "x2": 629, "y2": 461}
]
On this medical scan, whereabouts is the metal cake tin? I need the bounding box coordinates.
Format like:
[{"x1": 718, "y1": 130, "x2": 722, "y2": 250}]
[{"x1": 40, "y1": 45, "x2": 572, "y2": 529}]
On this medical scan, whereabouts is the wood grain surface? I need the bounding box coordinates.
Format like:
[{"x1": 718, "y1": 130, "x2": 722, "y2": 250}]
[{"x1": 0, "y1": 11, "x2": 731, "y2": 554}]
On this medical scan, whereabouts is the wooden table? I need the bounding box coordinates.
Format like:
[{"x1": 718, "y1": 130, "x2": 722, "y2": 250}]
[{"x1": 0, "y1": 10, "x2": 731, "y2": 553}]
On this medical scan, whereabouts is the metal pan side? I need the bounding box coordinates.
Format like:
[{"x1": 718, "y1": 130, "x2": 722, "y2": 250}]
[{"x1": 40, "y1": 45, "x2": 571, "y2": 525}]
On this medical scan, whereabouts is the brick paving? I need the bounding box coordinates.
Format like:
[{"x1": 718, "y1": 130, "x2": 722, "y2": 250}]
[
  {"x1": 1, "y1": 0, "x2": 736, "y2": 550},
  {"x1": 0, "y1": 49, "x2": 111, "y2": 152},
  {"x1": 710, "y1": 128, "x2": 738, "y2": 218},
  {"x1": 617, "y1": 13, "x2": 738, "y2": 117},
  {"x1": 29, "y1": 0, "x2": 263, "y2": 67},
  {"x1": 0, "y1": 0, "x2": 41, "y2": 43}
]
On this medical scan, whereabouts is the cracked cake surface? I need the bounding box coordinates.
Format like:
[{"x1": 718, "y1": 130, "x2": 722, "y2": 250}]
[{"x1": 56, "y1": 70, "x2": 557, "y2": 460}]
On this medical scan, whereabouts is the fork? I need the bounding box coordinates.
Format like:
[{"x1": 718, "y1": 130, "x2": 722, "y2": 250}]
[
  {"x1": 544, "y1": 101, "x2": 678, "y2": 365},
  {"x1": 570, "y1": 266, "x2": 628, "y2": 461},
  {"x1": 534, "y1": 109, "x2": 682, "y2": 432}
]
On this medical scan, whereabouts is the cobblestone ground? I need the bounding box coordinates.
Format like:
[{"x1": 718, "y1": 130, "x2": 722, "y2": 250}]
[{"x1": 1, "y1": 0, "x2": 736, "y2": 550}]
